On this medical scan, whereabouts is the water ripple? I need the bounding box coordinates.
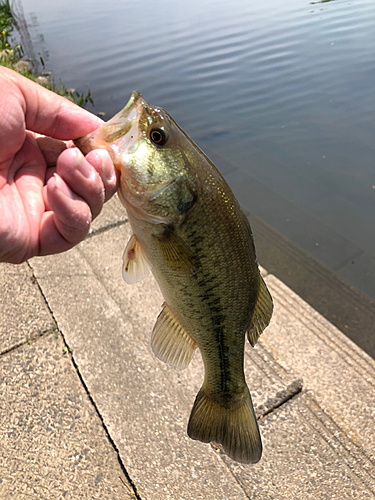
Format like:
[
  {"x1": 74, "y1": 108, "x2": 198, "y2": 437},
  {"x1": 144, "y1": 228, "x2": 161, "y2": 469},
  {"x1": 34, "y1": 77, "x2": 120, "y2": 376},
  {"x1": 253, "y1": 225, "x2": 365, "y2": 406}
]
[{"x1": 19, "y1": 0, "x2": 375, "y2": 274}]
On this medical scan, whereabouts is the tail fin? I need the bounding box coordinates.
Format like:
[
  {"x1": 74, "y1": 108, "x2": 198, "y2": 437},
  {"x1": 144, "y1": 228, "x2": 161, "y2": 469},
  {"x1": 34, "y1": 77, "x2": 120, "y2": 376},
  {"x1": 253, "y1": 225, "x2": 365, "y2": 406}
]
[{"x1": 187, "y1": 386, "x2": 262, "y2": 464}]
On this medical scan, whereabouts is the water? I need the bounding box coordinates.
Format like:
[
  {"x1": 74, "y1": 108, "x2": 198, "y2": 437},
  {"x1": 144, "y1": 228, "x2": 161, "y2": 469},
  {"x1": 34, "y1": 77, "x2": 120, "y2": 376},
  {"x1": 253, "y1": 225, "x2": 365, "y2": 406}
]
[{"x1": 15, "y1": 0, "x2": 375, "y2": 299}]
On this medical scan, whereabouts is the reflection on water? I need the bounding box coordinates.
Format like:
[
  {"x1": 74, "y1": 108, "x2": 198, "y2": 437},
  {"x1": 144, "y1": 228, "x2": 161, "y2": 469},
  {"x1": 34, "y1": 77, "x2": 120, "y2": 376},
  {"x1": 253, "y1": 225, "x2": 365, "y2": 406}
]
[{"x1": 17, "y1": 0, "x2": 375, "y2": 300}]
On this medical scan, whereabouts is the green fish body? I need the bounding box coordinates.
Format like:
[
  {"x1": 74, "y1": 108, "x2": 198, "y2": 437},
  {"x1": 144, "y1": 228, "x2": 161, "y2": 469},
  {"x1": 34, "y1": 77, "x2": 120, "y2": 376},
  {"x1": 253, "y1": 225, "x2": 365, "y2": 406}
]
[{"x1": 75, "y1": 92, "x2": 273, "y2": 464}]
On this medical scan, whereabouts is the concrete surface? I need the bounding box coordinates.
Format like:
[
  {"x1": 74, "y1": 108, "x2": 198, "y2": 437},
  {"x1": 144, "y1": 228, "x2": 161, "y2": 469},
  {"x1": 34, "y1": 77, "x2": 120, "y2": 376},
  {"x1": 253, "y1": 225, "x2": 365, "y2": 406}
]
[
  {"x1": 226, "y1": 391, "x2": 375, "y2": 499},
  {"x1": 0, "y1": 332, "x2": 134, "y2": 499},
  {"x1": 1, "y1": 194, "x2": 375, "y2": 499},
  {"x1": 263, "y1": 275, "x2": 375, "y2": 455},
  {"x1": 0, "y1": 262, "x2": 54, "y2": 355}
]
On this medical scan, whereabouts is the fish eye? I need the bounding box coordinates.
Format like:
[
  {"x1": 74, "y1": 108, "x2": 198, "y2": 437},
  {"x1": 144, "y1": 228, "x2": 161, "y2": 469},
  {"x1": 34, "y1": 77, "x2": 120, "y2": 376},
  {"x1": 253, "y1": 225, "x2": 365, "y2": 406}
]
[{"x1": 149, "y1": 127, "x2": 167, "y2": 146}]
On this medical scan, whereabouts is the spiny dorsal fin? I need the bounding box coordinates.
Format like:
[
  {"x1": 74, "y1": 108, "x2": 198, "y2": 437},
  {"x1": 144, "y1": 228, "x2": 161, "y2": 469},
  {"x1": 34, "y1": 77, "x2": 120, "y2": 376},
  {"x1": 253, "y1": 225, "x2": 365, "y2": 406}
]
[
  {"x1": 122, "y1": 233, "x2": 150, "y2": 284},
  {"x1": 152, "y1": 226, "x2": 199, "y2": 275},
  {"x1": 247, "y1": 275, "x2": 273, "y2": 347},
  {"x1": 151, "y1": 303, "x2": 197, "y2": 369}
]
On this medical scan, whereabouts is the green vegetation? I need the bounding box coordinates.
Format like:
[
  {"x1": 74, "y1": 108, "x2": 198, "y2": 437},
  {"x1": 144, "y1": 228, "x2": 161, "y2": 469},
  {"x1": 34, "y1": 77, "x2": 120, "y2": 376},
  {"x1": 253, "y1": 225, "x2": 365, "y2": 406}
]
[
  {"x1": 0, "y1": 0, "x2": 22, "y2": 62},
  {"x1": 0, "y1": 0, "x2": 94, "y2": 108}
]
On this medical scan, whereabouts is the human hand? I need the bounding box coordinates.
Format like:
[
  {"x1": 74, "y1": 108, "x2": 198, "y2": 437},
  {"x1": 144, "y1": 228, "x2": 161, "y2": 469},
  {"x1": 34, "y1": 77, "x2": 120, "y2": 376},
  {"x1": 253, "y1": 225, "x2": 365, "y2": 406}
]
[{"x1": 0, "y1": 67, "x2": 119, "y2": 264}]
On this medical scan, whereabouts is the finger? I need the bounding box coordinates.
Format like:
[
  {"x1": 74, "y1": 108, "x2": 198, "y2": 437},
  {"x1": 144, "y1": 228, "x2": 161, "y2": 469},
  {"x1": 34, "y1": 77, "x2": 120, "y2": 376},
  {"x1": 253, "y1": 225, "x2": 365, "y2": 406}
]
[
  {"x1": 40, "y1": 173, "x2": 91, "y2": 255},
  {"x1": 85, "y1": 149, "x2": 120, "y2": 202},
  {"x1": 56, "y1": 148, "x2": 105, "y2": 220},
  {"x1": 45, "y1": 166, "x2": 57, "y2": 183},
  {"x1": 42, "y1": 167, "x2": 57, "y2": 211},
  {"x1": 2, "y1": 67, "x2": 102, "y2": 140}
]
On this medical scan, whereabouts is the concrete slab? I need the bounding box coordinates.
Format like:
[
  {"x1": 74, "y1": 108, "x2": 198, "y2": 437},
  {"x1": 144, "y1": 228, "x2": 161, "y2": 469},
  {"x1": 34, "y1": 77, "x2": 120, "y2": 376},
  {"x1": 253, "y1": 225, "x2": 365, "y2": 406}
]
[
  {"x1": 30, "y1": 251, "x2": 249, "y2": 500},
  {"x1": 0, "y1": 333, "x2": 133, "y2": 500},
  {"x1": 29, "y1": 223, "x2": 303, "y2": 500},
  {"x1": 226, "y1": 391, "x2": 375, "y2": 499},
  {"x1": 89, "y1": 194, "x2": 127, "y2": 235},
  {"x1": 262, "y1": 274, "x2": 375, "y2": 458},
  {"x1": 0, "y1": 262, "x2": 54, "y2": 355}
]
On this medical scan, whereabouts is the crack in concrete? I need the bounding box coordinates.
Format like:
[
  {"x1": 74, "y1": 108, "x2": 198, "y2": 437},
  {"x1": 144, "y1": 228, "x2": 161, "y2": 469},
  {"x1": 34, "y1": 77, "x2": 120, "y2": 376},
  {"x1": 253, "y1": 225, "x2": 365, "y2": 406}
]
[
  {"x1": 0, "y1": 330, "x2": 55, "y2": 358},
  {"x1": 259, "y1": 384, "x2": 303, "y2": 419},
  {"x1": 86, "y1": 219, "x2": 129, "y2": 239}
]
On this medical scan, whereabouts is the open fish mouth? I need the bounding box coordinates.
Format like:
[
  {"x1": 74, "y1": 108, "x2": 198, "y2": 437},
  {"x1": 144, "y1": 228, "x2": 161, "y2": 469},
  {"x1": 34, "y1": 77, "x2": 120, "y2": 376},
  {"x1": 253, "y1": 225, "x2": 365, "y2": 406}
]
[
  {"x1": 100, "y1": 91, "x2": 144, "y2": 146},
  {"x1": 74, "y1": 91, "x2": 144, "y2": 163}
]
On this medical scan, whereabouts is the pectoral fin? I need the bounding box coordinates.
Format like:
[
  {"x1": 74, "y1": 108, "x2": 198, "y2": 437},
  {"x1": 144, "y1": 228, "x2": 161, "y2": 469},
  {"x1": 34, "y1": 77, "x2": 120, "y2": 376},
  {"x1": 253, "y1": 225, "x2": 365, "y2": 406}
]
[
  {"x1": 153, "y1": 226, "x2": 199, "y2": 275},
  {"x1": 122, "y1": 233, "x2": 150, "y2": 284},
  {"x1": 246, "y1": 275, "x2": 273, "y2": 346},
  {"x1": 151, "y1": 303, "x2": 197, "y2": 369}
]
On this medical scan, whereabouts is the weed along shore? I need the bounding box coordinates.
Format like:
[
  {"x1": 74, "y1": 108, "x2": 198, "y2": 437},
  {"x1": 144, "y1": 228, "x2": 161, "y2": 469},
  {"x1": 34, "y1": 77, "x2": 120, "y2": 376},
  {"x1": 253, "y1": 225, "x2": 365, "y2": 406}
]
[{"x1": 0, "y1": 0, "x2": 93, "y2": 108}]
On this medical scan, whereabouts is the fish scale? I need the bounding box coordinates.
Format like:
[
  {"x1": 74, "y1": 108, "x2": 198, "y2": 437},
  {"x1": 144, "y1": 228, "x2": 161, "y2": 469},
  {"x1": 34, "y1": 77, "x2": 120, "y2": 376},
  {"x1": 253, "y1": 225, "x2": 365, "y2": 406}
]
[{"x1": 75, "y1": 91, "x2": 273, "y2": 464}]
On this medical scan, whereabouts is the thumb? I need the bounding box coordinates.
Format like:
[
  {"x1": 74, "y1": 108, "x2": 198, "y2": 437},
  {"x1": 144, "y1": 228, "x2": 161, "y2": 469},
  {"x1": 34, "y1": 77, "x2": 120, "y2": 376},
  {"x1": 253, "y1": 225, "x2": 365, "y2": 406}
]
[{"x1": 1, "y1": 67, "x2": 103, "y2": 141}]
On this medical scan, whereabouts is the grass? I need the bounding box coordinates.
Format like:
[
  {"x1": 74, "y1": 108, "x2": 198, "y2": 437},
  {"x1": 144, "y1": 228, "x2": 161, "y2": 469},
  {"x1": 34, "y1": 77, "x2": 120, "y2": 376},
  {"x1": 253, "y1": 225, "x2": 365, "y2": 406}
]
[
  {"x1": 0, "y1": 0, "x2": 22, "y2": 61},
  {"x1": 0, "y1": 0, "x2": 94, "y2": 108}
]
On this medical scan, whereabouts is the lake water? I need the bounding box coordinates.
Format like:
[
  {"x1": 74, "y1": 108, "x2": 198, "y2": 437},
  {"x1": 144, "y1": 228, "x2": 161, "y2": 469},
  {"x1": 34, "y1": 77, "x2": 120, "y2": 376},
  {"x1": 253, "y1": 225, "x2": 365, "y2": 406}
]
[{"x1": 15, "y1": 0, "x2": 375, "y2": 300}]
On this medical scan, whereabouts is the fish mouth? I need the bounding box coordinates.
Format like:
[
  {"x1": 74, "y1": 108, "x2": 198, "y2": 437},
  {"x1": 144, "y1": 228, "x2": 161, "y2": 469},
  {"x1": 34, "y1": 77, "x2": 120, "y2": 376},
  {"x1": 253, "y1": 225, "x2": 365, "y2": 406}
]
[
  {"x1": 75, "y1": 91, "x2": 144, "y2": 164},
  {"x1": 98, "y1": 91, "x2": 144, "y2": 167},
  {"x1": 101, "y1": 91, "x2": 144, "y2": 144}
]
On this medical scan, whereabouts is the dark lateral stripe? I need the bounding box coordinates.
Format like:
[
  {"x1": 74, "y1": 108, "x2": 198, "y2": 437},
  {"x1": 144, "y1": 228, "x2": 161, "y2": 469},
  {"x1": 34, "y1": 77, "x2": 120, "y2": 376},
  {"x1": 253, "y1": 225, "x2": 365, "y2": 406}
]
[
  {"x1": 212, "y1": 323, "x2": 230, "y2": 392},
  {"x1": 191, "y1": 258, "x2": 231, "y2": 392}
]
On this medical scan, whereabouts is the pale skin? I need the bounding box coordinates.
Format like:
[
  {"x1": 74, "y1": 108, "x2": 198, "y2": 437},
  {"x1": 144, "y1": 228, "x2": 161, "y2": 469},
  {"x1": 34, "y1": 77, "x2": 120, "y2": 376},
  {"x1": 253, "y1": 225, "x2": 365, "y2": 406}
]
[{"x1": 0, "y1": 67, "x2": 119, "y2": 264}]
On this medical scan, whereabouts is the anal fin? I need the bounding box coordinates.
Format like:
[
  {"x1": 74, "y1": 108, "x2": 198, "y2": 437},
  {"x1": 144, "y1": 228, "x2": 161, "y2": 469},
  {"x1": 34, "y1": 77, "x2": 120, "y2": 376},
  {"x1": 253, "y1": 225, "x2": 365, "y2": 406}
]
[{"x1": 151, "y1": 303, "x2": 197, "y2": 369}]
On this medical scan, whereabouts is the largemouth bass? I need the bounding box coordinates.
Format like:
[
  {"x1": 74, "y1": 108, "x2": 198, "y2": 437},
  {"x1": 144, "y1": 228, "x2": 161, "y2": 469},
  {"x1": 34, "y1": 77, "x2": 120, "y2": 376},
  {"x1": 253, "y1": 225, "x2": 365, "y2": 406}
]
[{"x1": 75, "y1": 92, "x2": 273, "y2": 464}]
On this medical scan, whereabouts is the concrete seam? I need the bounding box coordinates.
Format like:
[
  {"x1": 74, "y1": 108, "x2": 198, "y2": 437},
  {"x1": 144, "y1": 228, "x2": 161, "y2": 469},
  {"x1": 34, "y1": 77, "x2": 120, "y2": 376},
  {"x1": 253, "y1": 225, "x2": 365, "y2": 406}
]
[
  {"x1": 0, "y1": 265, "x2": 57, "y2": 357},
  {"x1": 63, "y1": 347, "x2": 141, "y2": 500},
  {"x1": 0, "y1": 332, "x2": 54, "y2": 358}
]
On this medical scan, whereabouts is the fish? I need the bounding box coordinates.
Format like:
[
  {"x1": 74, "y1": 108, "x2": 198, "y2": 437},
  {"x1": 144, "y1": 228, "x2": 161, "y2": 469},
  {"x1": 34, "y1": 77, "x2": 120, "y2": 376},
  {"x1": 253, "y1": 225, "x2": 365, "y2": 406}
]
[{"x1": 75, "y1": 91, "x2": 273, "y2": 464}]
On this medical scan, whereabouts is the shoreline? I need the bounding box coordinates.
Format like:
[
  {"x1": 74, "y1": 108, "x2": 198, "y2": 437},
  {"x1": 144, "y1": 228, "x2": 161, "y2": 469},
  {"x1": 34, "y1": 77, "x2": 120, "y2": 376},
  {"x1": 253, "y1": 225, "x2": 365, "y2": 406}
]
[{"x1": 0, "y1": 0, "x2": 93, "y2": 109}]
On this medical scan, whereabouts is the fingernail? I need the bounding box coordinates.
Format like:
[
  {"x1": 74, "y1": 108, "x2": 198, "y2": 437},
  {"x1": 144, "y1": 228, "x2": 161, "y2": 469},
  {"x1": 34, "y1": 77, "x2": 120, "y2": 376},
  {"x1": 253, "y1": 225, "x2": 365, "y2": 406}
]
[
  {"x1": 53, "y1": 172, "x2": 62, "y2": 190},
  {"x1": 74, "y1": 148, "x2": 93, "y2": 179},
  {"x1": 100, "y1": 150, "x2": 115, "y2": 182}
]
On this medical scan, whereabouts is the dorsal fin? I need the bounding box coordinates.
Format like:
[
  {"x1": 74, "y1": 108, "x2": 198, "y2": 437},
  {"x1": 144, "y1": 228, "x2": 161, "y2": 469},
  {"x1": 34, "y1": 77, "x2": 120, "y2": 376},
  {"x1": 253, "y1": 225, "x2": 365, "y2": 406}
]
[
  {"x1": 246, "y1": 275, "x2": 273, "y2": 347},
  {"x1": 151, "y1": 303, "x2": 197, "y2": 369}
]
